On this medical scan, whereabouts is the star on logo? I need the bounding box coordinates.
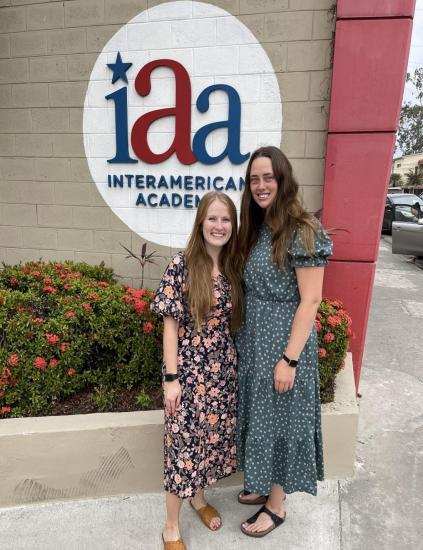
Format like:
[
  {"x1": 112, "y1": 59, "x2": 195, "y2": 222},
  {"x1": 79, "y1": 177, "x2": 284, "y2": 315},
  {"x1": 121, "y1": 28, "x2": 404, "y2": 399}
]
[{"x1": 107, "y1": 52, "x2": 132, "y2": 84}]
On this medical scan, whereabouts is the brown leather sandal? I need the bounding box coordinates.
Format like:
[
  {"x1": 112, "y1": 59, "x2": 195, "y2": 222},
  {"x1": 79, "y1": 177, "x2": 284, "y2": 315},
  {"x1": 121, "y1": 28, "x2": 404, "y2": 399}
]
[
  {"x1": 190, "y1": 500, "x2": 222, "y2": 531},
  {"x1": 162, "y1": 533, "x2": 187, "y2": 550}
]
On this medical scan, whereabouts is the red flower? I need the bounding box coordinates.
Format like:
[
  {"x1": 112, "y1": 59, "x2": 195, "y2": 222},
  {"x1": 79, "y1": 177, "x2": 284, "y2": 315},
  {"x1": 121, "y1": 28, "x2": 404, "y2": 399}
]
[
  {"x1": 8, "y1": 354, "x2": 19, "y2": 367},
  {"x1": 87, "y1": 293, "x2": 98, "y2": 301},
  {"x1": 31, "y1": 270, "x2": 41, "y2": 277},
  {"x1": 134, "y1": 299, "x2": 148, "y2": 314},
  {"x1": 318, "y1": 348, "x2": 327, "y2": 358},
  {"x1": 82, "y1": 302, "x2": 92, "y2": 312},
  {"x1": 49, "y1": 359, "x2": 58, "y2": 368},
  {"x1": 63, "y1": 283, "x2": 72, "y2": 290},
  {"x1": 43, "y1": 285, "x2": 56, "y2": 294},
  {"x1": 10, "y1": 277, "x2": 18, "y2": 286},
  {"x1": 327, "y1": 316, "x2": 341, "y2": 327},
  {"x1": 143, "y1": 321, "x2": 155, "y2": 335},
  {"x1": 34, "y1": 356, "x2": 47, "y2": 370},
  {"x1": 45, "y1": 333, "x2": 60, "y2": 345},
  {"x1": 314, "y1": 320, "x2": 322, "y2": 332},
  {"x1": 43, "y1": 277, "x2": 52, "y2": 284},
  {"x1": 97, "y1": 281, "x2": 109, "y2": 287},
  {"x1": 323, "y1": 332, "x2": 335, "y2": 343},
  {"x1": 1, "y1": 406, "x2": 11, "y2": 414},
  {"x1": 128, "y1": 288, "x2": 146, "y2": 298},
  {"x1": 64, "y1": 310, "x2": 76, "y2": 318},
  {"x1": 2, "y1": 367, "x2": 11, "y2": 378},
  {"x1": 60, "y1": 342, "x2": 69, "y2": 352},
  {"x1": 67, "y1": 368, "x2": 76, "y2": 377},
  {"x1": 123, "y1": 295, "x2": 132, "y2": 304}
]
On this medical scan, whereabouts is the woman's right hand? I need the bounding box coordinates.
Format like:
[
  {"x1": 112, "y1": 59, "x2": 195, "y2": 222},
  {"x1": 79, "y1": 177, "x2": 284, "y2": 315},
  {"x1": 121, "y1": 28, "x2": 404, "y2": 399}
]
[{"x1": 164, "y1": 380, "x2": 182, "y2": 415}]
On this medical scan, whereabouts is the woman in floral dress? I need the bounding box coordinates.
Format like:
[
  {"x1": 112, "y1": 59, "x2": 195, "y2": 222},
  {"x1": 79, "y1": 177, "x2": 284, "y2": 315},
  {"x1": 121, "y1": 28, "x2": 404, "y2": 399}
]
[
  {"x1": 236, "y1": 146, "x2": 333, "y2": 538},
  {"x1": 151, "y1": 191, "x2": 243, "y2": 550}
]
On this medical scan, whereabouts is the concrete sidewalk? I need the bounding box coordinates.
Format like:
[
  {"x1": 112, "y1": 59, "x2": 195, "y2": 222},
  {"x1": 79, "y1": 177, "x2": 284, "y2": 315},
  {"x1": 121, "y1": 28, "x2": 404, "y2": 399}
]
[{"x1": 1, "y1": 237, "x2": 422, "y2": 550}]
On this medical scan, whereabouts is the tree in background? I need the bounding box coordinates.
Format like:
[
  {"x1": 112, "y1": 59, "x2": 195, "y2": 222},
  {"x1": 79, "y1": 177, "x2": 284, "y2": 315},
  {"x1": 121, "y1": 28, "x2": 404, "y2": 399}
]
[
  {"x1": 397, "y1": 68, "x2": 423, "y2": 155},
  {"x1": 389, "y1": 173, "x2": 403, "y2": 186},
  {"x1": 405, "y1": 167, "x2": 423, "y2": 187}
]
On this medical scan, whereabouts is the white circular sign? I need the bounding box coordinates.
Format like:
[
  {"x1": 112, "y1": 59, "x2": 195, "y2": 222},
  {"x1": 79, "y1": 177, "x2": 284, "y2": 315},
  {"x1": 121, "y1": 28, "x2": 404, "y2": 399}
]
[{"x1": 83, "y1": 1, "x2": 282, "y2": 247}]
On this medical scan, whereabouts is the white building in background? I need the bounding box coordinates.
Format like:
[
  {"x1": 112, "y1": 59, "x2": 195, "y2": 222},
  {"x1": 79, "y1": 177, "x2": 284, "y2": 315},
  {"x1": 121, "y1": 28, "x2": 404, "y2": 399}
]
[{"x1": 392, "y1": 153, "x2": 423, "y2": 179}]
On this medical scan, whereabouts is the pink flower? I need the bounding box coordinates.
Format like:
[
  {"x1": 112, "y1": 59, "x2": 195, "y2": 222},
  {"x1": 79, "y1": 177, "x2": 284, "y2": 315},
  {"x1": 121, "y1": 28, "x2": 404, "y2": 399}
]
[
  {"x1": 60, "y1": 342, "x2": 69, "y2": 352},
  {"x1": 2, "y1": 367, "x2": 11, "y2": 378},
  {"x1": 327, "y1": 316, "x2": 341, "y2": 327},
  {"x1": 64, "y1": 310, "x2": 75, "y2": 318},
  {"x1": 323, "y1": 332, "x2": 335, "y2": 343},
  {"x1": 43, "y1": 277, "x2": 52, "y2": 284},
  {"x1": 315, "y1": 320, "x2": 322, "y2": 332},
  {"x1": 67, "y1": 368, "x2": 76, "y2": 377},
  {"x1": 143, "y1": 321, "x2": 154, "y2": 334},
  {"x1": 8, "y1": 354, "x2": 19, "y2": 367},
  {"x1": 97, "y1": 281, "x2": 109, "y2": 288},
  {"x1": 318, "y1": 348, "x2": 327, "y2": 358},
  {"x1": 34, "y1": 357, "x2": 47, "y2": 370},
  {"x1": 1, "y1": 406, "x2": 11, "y2": 414},
  {"x1": 82, "y1": 302, "x2": 92, "y2": 312},
  {"x1": 134, "y1": 300, "x2": 148, "y2": 314},
  {"x1": 87, "y1": 293, "x2": 98, "y2": 301},
  {"x1": 49, "y1": 359, "x2": 58, "y2": 368},
  {"x1": 43, "y1": 285, "x2": 56, "y2": 294},
  {"x1": 45, "y1": 333, "x2": 60, "y2": 345}
]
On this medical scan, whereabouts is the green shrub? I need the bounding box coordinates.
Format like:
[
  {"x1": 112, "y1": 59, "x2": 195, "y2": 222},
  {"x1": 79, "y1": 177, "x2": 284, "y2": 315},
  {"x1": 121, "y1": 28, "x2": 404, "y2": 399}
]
[
  {"x1": 0, "y1": 261, "x2": 351, "y2": 417},
  {"x1": 0, "y1": 261, "x2": 162, "y2": 417},
  {"x1": 316, "y1": 298, "x2": 353, "y2": 403}
]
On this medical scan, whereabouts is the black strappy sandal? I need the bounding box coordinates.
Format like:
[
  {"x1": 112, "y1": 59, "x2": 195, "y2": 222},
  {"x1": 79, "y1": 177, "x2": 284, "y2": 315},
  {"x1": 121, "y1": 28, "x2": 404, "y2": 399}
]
[{"x1": 240, "y1": 505, "x2": 286, "y2": 538}]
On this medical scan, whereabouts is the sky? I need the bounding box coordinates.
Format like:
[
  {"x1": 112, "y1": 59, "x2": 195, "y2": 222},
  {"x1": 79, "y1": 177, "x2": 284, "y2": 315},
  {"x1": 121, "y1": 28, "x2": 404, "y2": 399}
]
[{"x1": 403, "y1": 0, "x2": 423, "y2": 103}]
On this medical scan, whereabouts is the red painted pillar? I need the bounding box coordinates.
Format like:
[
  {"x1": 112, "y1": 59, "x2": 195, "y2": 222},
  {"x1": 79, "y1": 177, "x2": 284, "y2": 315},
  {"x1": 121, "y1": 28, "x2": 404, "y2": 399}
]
[{"x1": 322, "y1": 1, "x2": 415, "y2": 387}]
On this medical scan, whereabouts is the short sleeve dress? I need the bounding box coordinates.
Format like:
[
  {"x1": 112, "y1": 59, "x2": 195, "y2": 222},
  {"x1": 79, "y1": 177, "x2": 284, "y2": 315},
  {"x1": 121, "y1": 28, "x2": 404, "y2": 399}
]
[
  {"x1": 150, "y1": 253, "x2": 238, "y2": 499},
  {"x1": 236, "y1": 220, "x2": 333, "y2": 496}
]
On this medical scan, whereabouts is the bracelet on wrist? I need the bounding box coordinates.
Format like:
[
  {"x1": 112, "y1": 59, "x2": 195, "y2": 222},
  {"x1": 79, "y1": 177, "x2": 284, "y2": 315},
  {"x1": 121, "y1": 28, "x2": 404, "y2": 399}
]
[{"x1": 282, "y1": 353, "x2": 298, "y2": 368}]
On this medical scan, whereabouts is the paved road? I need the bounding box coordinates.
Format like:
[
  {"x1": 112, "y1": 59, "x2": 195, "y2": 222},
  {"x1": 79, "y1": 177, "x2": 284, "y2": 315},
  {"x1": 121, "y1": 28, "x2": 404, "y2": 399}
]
[{"x1": 0, "y1": 238, "x2": 422, "y2": 550}]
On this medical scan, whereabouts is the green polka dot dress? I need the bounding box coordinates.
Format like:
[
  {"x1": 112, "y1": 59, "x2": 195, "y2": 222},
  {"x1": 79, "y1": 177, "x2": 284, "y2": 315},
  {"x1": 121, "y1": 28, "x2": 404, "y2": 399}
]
[{"x1": 236, "y1": 220, "x2": 333, "y2": 496}]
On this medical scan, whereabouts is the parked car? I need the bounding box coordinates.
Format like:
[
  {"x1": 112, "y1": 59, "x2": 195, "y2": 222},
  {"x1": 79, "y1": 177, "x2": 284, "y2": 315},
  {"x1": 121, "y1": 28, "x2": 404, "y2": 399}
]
[
  {"x1": 419, "y1": 191, "x2": 423, "y2": 200},
  {"x1": 382, "y1": 194, "x2": 423, "y2": 234},
  {"x1": 392, "y1": 203, "x2": 423, "y2": 257}
]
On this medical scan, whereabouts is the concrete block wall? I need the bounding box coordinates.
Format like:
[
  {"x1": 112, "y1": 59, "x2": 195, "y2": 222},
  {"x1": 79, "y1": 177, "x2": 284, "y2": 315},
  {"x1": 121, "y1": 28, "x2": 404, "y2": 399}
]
[{"x1": 0, "y1": 0, "x2": 335, "y2": 289}]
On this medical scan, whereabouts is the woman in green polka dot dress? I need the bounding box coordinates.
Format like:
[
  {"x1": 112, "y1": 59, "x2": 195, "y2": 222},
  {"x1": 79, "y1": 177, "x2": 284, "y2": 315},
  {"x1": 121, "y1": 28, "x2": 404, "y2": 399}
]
[{"x1": 236, "y1": 146, "x2": 333, "y2": 538}]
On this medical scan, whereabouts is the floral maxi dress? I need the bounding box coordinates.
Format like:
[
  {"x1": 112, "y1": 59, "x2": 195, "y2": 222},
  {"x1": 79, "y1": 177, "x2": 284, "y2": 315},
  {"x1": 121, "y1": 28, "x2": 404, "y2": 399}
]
[
  {"x1": 236, "y1": 221, "x2": 333, "y2": 496},
  {"x1": 151, "y1": 253, "x2": 238, "y2": 498}
]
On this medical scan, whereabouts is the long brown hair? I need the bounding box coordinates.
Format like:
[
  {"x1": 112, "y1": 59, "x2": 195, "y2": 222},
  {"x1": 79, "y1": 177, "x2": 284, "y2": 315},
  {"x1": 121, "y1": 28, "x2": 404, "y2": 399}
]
[
  {"x1": 239, "y1": 146, "x2": 316, "y2": 269},
  {"x1": 185, "y1": 191, "x2": 243, "y2": 330}
]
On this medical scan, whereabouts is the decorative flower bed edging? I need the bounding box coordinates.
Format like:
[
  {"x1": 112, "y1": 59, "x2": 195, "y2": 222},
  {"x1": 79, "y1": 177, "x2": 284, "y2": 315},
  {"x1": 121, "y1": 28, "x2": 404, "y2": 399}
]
[{"x1": 0, "y1": 354, "x2": 357, "y2": 508}]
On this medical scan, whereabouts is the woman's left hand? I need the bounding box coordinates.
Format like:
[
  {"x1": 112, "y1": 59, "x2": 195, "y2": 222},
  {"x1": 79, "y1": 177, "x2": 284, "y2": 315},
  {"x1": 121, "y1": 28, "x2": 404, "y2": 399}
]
[{"x1": 274, "y1": 359, "x2": 296, "y2": 393}]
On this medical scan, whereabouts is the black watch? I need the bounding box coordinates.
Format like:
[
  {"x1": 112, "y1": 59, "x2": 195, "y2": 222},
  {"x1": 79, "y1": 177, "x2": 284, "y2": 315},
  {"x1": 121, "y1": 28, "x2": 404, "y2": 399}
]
[
  {"x1": 282, "y1": 353, "x2": 298, "y2": 368},
  {"x1": 164, "y1": 373, "x2": 179, "y2": 382}
]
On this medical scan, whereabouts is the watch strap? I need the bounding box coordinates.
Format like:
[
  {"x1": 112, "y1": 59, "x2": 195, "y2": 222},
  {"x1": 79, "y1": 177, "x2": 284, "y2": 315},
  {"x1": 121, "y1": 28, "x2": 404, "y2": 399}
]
[
  {"x1": 282, "y1": 353, "x2": 298, "y2": 368},
  {"x1": 164, "y1": 372, "x2": 179, "y2": 382}
]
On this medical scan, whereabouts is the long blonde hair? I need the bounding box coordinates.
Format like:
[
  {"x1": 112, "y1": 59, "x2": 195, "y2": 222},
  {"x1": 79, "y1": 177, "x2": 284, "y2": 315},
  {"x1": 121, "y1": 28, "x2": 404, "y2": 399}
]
[
  {"x1": 185, "y1": 192, "x2": 243, "y2": 330},
  {"x1": 239, "y1": 146, "x2": 316, "y2": 269}
]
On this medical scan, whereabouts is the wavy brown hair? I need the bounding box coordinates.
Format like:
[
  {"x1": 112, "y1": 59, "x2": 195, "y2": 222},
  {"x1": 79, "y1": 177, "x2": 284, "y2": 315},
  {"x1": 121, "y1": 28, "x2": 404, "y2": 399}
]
[
  {"x1": 185, "y1": 192, "x2": 243, "y2": 330},
  {"x1": 239, "y1": 146, "x2": 317, "y2": 269}
]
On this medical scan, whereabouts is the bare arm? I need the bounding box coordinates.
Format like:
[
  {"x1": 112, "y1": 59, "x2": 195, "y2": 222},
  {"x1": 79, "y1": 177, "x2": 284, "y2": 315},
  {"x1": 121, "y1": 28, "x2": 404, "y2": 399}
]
[
  {"x1": 163, "y1": 316, "x2": 181, "y2": 414},
  {"x1": 274, "y1": 266, "x2": 324, "y2": 393}
]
